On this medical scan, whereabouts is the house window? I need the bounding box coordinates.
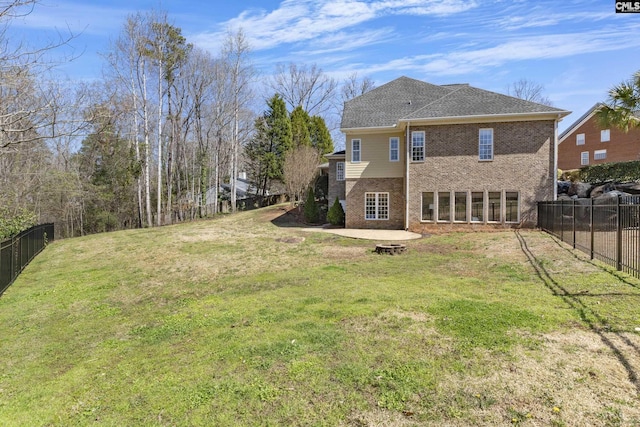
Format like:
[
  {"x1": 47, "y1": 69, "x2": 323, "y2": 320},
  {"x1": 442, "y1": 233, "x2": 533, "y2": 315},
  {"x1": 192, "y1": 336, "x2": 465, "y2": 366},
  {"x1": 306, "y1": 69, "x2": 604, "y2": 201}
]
[
  {"x1": 581, "y1": 151, "x2": 589, "y2": 166},
  {"x1": 576, "y1": 133, "x2": 585, "y2": 145},
  {"x1": 389, "y1": 137, "x2": 399, "y2": 162},
  {"x1": 411, "y1": 131, "x2": 425, "y2": 162},
  {"x1": 488, "y1": 191, "x2": 501, "y2": 222},
  {"x1": 479, "y1": 128, "x2": 494, "y2": 161},
  {"x1": 336, "y1": 162, "x2": 345, "y2": 181},
  {"x1": 454, "y1": 192, "x2": 468, "y2": 222},
  {"x1": 594, "y1": 149, "x2": 607, "y2": 160},
  {"x1": 601, "y1": 129, "x2": 610, "y2": 142},
  {"x1": 505, "y1": 192, "x2": 519, "y2": 223},
  {"x1": 352, "y1": 139, "x2": 361, "y2": 163},
  {"x1": 365, "y1": 192, "x2": 388, "y2": 220},
  {"x1": 471, "y1": 192, "x2": 484, "y2": 222},
  {"x1": 421, "y1": 192, "x2": 434, "y2": 221},
  {"x1": 438, "y1": 192, "x2": 451, "y2": 222}
]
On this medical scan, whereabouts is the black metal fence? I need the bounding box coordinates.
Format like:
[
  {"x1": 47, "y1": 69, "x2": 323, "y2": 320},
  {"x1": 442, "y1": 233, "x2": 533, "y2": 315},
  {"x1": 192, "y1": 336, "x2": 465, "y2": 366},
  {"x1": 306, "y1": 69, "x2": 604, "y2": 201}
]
[
  {"x1": 0, "y1": 223, "x2": 54, "y2": 295},
  {"x1": 538, "y1": 196, "x2": 640, "y2": 279}
]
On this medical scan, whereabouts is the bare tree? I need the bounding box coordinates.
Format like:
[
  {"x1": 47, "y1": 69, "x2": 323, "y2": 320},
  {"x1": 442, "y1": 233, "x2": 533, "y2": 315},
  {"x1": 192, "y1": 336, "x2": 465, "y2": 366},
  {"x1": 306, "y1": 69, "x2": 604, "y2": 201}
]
[
  {"x1": 0, "y1": 1, "x2": 78, "y2": 151},
  {"x1": 270, "y1": 62, "x2": 337, "y2": 117},
  {"x1": 506, "y1": 78, "x2": 553, "y2": 106},
  {"x1": 283, "y1": 145, "x2": 321, "y2": 205},
  {"x1": 222, "y1": 28, "x2": 254, "y2": 213},
  {"x1": 341, "y1": 72, "x2": 376, "y2": 102}
]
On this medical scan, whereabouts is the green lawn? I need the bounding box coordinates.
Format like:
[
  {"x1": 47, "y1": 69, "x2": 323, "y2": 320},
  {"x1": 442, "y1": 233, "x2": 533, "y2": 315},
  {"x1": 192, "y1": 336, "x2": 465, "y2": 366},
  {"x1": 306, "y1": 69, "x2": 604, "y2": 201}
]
[{"x1": 1, "y1": 205, "x2": 639, "y2": 426}]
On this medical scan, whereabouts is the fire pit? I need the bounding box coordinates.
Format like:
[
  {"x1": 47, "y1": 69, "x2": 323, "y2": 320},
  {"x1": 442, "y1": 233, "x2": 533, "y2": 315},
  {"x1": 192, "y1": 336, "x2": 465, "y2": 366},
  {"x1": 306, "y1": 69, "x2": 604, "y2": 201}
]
[{"x1": 375, "y1": 243, "x2": 407, "y2": 255}]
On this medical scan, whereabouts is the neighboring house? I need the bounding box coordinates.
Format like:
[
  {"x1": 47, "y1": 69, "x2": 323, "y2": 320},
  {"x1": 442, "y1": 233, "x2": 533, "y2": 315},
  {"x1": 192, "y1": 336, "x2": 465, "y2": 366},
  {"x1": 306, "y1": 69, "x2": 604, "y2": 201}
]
[
  {"x1": 558, "y1": 104, "x2": 640, "y2": 171},
  {"x1": 336, "y1": 76, "x2": 570, "y2": 231}
]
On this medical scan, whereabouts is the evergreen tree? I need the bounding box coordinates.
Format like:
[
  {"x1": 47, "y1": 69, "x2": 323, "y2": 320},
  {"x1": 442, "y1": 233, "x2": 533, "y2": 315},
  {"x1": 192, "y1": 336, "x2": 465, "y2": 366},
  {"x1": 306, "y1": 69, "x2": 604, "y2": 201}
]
[
  {"x1": 304, "y1": 187, "x2": 319, "y2": 223},
  {"x1": 327, "y1": 197, "x2": 345, "y2": 226},
  {"x1": 290, "y1": 105, "x2": 311, "y2": 147},
  {"x1": 245, "y1": 94, "x2": 292, "y2": 196},
  {"x1": 309, "y1": 115, "x2": 333, "y2": 156}
]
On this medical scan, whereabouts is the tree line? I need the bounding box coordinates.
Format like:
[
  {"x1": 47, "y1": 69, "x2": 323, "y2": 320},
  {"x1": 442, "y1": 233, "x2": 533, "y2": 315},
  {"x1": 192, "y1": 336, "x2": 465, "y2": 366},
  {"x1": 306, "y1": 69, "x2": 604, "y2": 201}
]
[{"x1": 0, "y1": 1, "x2": 375, "y2": 238}]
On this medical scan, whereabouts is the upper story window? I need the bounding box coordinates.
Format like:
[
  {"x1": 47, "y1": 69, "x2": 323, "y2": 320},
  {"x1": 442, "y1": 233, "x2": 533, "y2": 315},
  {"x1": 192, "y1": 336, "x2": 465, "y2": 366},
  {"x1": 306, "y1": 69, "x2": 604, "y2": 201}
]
[
  {"x1": 411, "y1": 131, "x2": 425, "y2": 162},
  {"x1": 581, "y1": 151, "x2": 589, "y2": 166},
  {"x1": 479, "y1": 128, "x2": 494, "y2": 161},
  {"x1": 576, "y1": 133, "x2": 585, "y2": 145},
  {"x1": 351, "y1": 139, "x2": 361, "y2": 163},
  {"x1": 601, "y1": 129, "x2": 610, "y2": 142},
  {"x1": 336, "y1": 161, "x2": 345, "y2": 181},
  {"x1": 389, "y1": 137, "x2": 399, "y2": 162}
]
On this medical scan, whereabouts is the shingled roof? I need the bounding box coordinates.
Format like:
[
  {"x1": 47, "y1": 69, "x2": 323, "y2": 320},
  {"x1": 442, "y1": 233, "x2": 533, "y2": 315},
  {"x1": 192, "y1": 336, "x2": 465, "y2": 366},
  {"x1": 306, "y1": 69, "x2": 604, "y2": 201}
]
[{"x1": 341, "y1": 76, "x2": 569, "y2": 130}]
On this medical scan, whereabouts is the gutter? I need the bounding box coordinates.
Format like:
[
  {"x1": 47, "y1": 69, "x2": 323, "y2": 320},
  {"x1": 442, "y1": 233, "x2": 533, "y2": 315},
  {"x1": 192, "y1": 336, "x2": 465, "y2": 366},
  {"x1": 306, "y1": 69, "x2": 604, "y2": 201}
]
[{"x1": 405, "y1": 122, "x2": 410, "y2": 230}]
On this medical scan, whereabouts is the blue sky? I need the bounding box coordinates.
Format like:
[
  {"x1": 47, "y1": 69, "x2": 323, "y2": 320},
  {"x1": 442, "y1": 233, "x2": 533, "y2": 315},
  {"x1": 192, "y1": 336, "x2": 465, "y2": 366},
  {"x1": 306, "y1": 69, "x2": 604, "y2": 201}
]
[{"x1": 12, "y1": 0, "x2": 640, "y2": 132}]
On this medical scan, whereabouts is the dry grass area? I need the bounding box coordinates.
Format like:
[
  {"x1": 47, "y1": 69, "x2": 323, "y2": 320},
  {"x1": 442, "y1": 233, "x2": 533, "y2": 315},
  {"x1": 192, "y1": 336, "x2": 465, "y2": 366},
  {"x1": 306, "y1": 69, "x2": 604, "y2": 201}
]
[{"x1": 2, "y1": 205, "x2": 640, "y2": 426}]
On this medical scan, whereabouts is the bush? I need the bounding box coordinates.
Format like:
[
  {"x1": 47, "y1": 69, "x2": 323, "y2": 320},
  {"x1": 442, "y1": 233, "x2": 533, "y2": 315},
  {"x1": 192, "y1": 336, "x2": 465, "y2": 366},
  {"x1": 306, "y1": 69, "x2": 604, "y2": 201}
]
[
  {"x1": 304, "y1": 187, "x2": 319, "y2": 223},
  {"x1": 0, "y1": 208, "x2": 37, "y2": 240},
  {"x1": 580, "y1": 160, "x2": 640, "y2": 184},
  {"x1": 327, "y1": 197, "x2": 345, "y2": 226}
]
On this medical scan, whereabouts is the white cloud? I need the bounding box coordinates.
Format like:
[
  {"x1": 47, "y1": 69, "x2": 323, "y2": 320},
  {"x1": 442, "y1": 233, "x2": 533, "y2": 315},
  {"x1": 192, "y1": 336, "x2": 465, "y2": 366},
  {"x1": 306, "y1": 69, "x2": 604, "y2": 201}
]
[
  {"x1": 196, "y1": 0, "x2": 480, "y2": 51},
  {"x1": 367, "y1": 27, "x2": 640, "y2": 77}
]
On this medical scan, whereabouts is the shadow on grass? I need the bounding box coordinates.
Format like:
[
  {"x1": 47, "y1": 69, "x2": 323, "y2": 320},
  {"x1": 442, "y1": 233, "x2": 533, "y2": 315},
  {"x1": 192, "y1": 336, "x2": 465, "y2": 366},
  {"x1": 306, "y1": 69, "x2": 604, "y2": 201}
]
[{"x1": 516, "y1": 230, "x2": 640, "y2": 394}]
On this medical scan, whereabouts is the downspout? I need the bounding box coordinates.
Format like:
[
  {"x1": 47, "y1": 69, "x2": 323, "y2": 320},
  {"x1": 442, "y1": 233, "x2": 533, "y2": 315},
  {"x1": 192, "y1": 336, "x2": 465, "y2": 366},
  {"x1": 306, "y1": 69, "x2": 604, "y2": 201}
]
[
  {"x1": 405, "y1": 122, "x2": 411, "y2": 230},
  {"x1": 553, "y1": 117, "x2": 559, "y2": 200}
]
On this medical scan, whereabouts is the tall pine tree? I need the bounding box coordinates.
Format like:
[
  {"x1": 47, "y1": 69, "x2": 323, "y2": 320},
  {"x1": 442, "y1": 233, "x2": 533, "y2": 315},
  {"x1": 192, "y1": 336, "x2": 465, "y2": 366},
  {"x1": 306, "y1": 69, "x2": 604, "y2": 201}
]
[{"x1": 246, "y1": 94, "x2": 292, "y2": 196}]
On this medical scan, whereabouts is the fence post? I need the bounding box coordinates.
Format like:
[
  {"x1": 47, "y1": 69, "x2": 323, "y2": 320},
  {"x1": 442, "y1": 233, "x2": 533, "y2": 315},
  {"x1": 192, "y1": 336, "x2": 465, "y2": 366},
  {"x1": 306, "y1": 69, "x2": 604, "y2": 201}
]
[
  {"x1": 617, "y1": 195, "x2": 623, "y2": 271},
  {"x1": 590, "y1": 198, "x2": 594, "y2": 260},
  {"x1": 572, "y1": 199, "x2": 576, "y2": 249}
]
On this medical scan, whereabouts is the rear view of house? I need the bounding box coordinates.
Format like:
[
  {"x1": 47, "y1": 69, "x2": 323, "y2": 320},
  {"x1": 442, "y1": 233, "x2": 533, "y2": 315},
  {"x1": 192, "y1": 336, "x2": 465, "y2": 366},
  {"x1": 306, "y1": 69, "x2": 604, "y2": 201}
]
[{"x1": 335, "y1": 76, "x2": 570, "y2": 231}]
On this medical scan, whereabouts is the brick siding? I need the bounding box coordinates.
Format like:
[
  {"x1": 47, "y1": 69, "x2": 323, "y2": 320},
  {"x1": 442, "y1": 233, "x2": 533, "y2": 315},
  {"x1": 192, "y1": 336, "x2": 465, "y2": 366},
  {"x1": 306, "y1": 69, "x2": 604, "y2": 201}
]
[
  {"x1": 407, "y1": 120, "x2": 555, "y2": 231},
  {"x1": 558, "y1": 115, "x2": 640, "y2": 170},
  {"x1": 327, "y1": 158, "x2": 346, "y2": 204},
  {"x1": 345, "y1": 177, "x2": 405, "y2": 229}
]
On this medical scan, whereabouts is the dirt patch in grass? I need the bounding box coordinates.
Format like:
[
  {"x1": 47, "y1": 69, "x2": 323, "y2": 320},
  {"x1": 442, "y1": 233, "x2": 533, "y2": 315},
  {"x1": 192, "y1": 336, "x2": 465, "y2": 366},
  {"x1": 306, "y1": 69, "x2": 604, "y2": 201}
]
[{"x1": 433, "y1": 329, "x2": 640, "y2": 426}]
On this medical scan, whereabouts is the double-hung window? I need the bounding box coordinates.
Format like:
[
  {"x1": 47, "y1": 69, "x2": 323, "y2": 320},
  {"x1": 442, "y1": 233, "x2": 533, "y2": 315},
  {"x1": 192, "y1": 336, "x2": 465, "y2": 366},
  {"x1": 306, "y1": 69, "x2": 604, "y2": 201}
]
[
  {"x1": 389, "y1": 137, "x2": 399, "y2": 162},
  {"x1": 352, "y1": 139, "x2": 361, "y2": 163},
  {"x1": 365, "y1": 192, "x2": 389, "y2": 220},
  {"x1": 336, "y1": 161, "x2": 345, "y2": 181},
  {"x1": 411, "y1": 131, "x2": 425, "y2": 162},
  {"x1": 576, "y1": 133, "x2": 585, "y2": 145},
  {"x1": 581, "y1": 151, "x2": 589, "y2": 166},
  {"x1": 479, "y1": 128, "x2": 493, "y2": 161},
  {"x1": 601, "y1": 129, "x2": 610, "y2": 142}
]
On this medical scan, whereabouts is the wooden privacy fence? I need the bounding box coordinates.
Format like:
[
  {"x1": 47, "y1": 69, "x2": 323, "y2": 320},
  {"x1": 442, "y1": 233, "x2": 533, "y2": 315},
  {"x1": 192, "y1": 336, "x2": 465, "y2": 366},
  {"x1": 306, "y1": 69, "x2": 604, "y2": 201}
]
[
  {"x1": 0, "y1": 223, "x2": 54, "y2": 295},
  {"x1": 538, "y1": 196, "x2": 640, "y2": 279}
]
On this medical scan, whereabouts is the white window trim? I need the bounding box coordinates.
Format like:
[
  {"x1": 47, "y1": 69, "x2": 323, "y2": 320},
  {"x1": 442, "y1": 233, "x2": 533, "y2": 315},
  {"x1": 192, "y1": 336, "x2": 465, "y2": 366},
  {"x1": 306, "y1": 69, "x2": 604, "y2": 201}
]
[
  {"x1": 576, "y1": 133, "x2": 585, "y2": 145},
  {"x1": 389, "y1": 137, "x2": 399, "y2": 162},
  {"x1": 420, "y1": 192, "x2": 435, "y2": 223},
  {"x1": 411, "y1": 131, "x2": 425, "y2": 162},
  {"x1": 594, "y1": 149, "x2": 607, "y2": 160},
  {"x1": 581, "y1": 151, "x2": 589, "y2": 166},
  {"x1": 479, "y1": 128, "x2": 494, "y2": 161},
  {"x1": 365, "y1": 192, "x2": 389, "y2": 220},
  {"x1": 470, "y1": 191, "x2": 484, "y2": 223},
  {"x1": 453, "y1": 191, "x2": 468, "y2": 223},
  {"x1": 505, "y1": 191, "x2": 520, "y2": 224},
  {"x1": 351, "y1": 139, "x2": 361, "y2": 163},
  {"x1": 487, "y1": 191, "x2": 502, "y2": 223},
  {"x1": 601, "y1": 129, "x2": 610, "y2": 142},
  {"x1": 336, "y1": 161, "x2": 345, "y2": 181}
]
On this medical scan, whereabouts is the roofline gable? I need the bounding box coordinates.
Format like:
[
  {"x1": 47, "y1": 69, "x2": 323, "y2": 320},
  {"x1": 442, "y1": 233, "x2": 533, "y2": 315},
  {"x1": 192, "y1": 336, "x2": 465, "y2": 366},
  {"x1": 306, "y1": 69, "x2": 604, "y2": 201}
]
[{"x1": 558, "y1": 103, "x2": 603, "y2": 143}]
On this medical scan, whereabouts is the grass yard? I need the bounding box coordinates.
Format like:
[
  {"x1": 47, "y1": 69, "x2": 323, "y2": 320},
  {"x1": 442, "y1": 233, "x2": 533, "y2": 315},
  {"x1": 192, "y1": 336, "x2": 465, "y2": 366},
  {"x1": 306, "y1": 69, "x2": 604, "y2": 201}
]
[{"x1": 1, "y1": 205, "x2": 640, "y2": 426}]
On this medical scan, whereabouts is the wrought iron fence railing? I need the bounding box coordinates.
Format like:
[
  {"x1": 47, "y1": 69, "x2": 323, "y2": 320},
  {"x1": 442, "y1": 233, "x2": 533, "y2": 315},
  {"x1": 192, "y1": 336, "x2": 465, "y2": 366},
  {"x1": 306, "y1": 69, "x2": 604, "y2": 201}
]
[
  {"x1": 538, "y1": 196, "x2": 640, "y2": 279},
  {"x1": 0, "y1": 223, "x2": 54, "y2": 295}
]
